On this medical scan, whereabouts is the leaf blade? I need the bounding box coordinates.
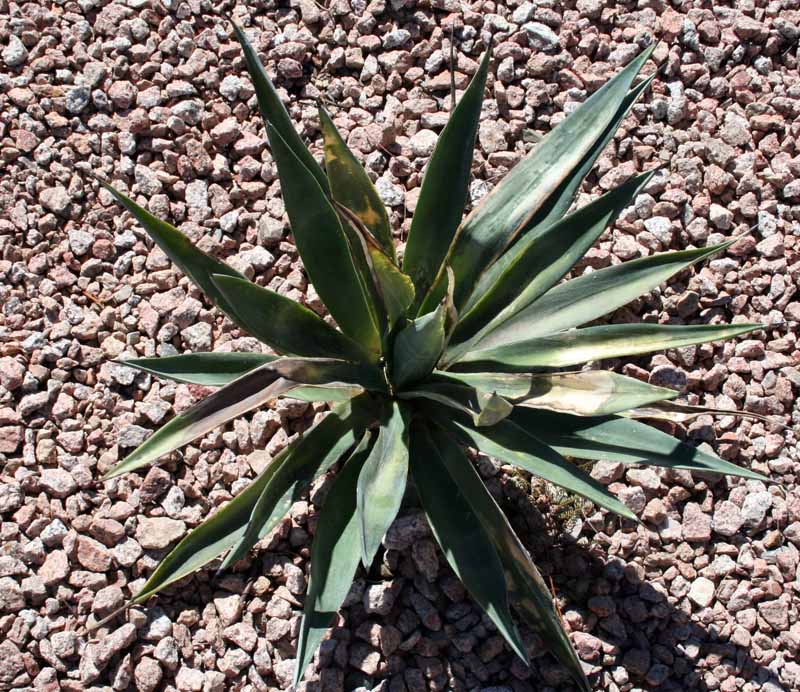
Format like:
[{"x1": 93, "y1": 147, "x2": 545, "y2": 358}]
[
  {"x1": 435, "y1": 370, "x2": 679, "y2": 416},
  {"x1": 212, "y1": 274, "x2": 368, "y2": 360},
  {"x1": 98, "y1": 180, "x2": 248, "y2": 326},
  {"x1": 476, "y1": 240, "x2": 736, "y2": 351},
  {"x1": 430, "y1": 407, "x2": 637, "y2": 521},
  {"x1": 392, "y1": 303, "x2": 446, "y2": 389},
  {"x1": 232, "y1": 21, "x2": 329, "y2": 192},
  {"x1": 453, "y1": 322, "x2": 763, "y2": 371},
  {"x1": 403, "y1": 45, "x2": 492, "y2": 303},
  {"x1": 267, "y1": 124, "x2": 381, "y2": 354},
  {"x1": 451, "y1": 170, "x2": 656, "y2": 349},
  {"x1": 107, "y1": 358, "x2": 385, "y2": 478},
  {"x1": 621, "y1": 400, "x2": 787, "y2": 428},
  {"x1": 283, "y1": 384, "x2": 363, "y2": 403},
  {"x1": 438, "y1": 44, "x2": 655, "y2": 311},
  {"x1": 108, "y1": 364, "x2": 291, "y2": 479},
  {"x1": 410, "y1": 421, "x2": 528, "y2": 664},
  {"x1": 367, "y1": 246, "x2": 416, "y2": 327},
  {"x1": 294, "y1": 434, "x2": 371, "y2": 687},
  {"x1": 423, "y1": 424, "x2": 589, "y2": 692},
  {"x1": 511, "y1": 408, "x2": 770, "y2": 481},
  {"x1": 119, "y1": 352, "x2": 278, "y2": 386},
  {"x1": 131, "y1": 401, "x2": 360, "y2": 604},
  {"x1": 356, "y1": 401, "x2": 410, "y2": 567},
  {"x1": 222, "y1": 400, "x2": 366, "y2": 569},
  {"x1": 464, "y1": 74, "x2": 656, "y2": 316},
  {"x1": 320, "y1": 107, "x2": 394, "y2": 259}
]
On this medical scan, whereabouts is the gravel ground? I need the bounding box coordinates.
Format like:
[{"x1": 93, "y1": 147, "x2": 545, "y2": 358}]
[{"x1": 1, "y1": 1, "x2": 799, "y2": 691}]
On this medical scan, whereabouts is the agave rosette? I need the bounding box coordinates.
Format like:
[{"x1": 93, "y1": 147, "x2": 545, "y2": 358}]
[{"x1": 99, "y1": 26, "x2": 769, "y2": 690}]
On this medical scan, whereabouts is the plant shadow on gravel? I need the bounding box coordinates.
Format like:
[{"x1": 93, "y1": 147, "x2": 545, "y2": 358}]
[
  {"x1": 348, "y1": 480, "x2": 776, "y2": 692},
  {"x1": 136, "y1": 477, "x2": 779, "y2": 692}
]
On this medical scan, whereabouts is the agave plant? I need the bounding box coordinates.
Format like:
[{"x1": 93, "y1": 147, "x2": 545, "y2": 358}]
[{"x1": 98, "y1": 26, "x2": 771, "y2": 690}]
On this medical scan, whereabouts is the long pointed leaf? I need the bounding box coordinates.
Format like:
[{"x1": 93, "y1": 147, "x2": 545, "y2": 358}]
[
  {"x1": 131, "y1": 401, "x2": 360, "y2": 604},
  {"x1": 120, "y1": 354, "x2": 361, "y2": 401},
  {"x1": 410, "y1": 421, "x2": 528, "y2": 664},
  {"x1": 222, "y1": 401, "x2": 367, "y2": 569},
  {"x1": 356, "y1": 402, "x2": 409, "y2": 567},
  {"x1": 434, "y1": 370, "x2": 678, "y2": 416},
  {"x1": 476, "y1": 240, "x2": 735, "y2": 351},
  {"x1": 392, "y1": 302, "x2": 446, "y2": 389},
  {"x1": 108, "y1": 365, "x2": 292, "y2": 479},
  {"x1": 453, "y1": 322, "x2": 762, "y2": 371},
  {"x1": 232, "y1": 22, "x2": 329, "y2": 192},
  {"x1": 429, "y1": 406, "x2": 637, "y2": 521},
  {"x1": 98, "y1": 180, "x2": 249, "y2": 327},
  {"x1": 511, "y1": 408, "x2": 770, "y2": 481},
  {"x1": 320, "y1": 107, "x2": 394, "y2": 259},
  {"x1": 424, "y1": 424, "x2": 590, "y2": 691},
  {"x1": 284, "y1": 384, "x2": 363, "y2": 403},
  {"x1": 621, "y1": 400, "x2": 787, "y2": 428},
  {"x1": 267, "y1": 124, "x2": 381, "y2": 354},
  {"x1": 107, "y1": 358, "x2": 385, "y2": 478},
  {"x1": 422, "y1": 44, "x2": 655, "y2": 313},
  {"x1": 335, "y1": 197, "x2": 415, "y2": 330},
  {"x1": 465, "y1": 75, "x2": 655, "y2": 314},
  {"x1": 331, "y1": 200, "x2": 391, "y2": 339},
  {"x1": 398, "y1": 387, "x2": 485, "y2": 423},
  {"x1": 212, "y1": 274, "x2": 368, "y2": 360},
  {"x1": 294, "y1": 434, "x2": 371, "y2": 687},
  {"x1": 404, "y1": 45, "x2": 491, "y2": 304},
  {"x1": 451, "y1": 170, "x2": 656, "y2": 349},
  {"x1": 367, "y1": 247, "x2": 415, "y2": 327},
  {"x1": 119, "y1": 352, "x2": 277, "y2": 386}
]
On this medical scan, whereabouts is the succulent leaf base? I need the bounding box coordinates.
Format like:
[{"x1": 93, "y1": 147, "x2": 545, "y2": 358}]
[{"x1": 100, "y1": 25, "x2": 770, "y2": 691}]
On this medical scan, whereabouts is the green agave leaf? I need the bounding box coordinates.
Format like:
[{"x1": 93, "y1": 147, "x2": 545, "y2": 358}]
[
  {"x1": 119, "y1": 352, "x2": 278, "y2": 386},
  {"x1": 120, "y1": 353, "x2": 362, "y2": 401},
  {"x1": 356, "y1": 401, "x2": 410, "y2": 567},
  {"x1": 423, "y1": 423, "x2": 590, "y2": 692},
  {"x1": 475, "y1": 390, "x2": 515, "y2": 427},
  {"x1": 392, "y1": 302, "x2": 446, "y2": 389},
  {"x1": 435, "y1": 370, "x2": 678, "y2": 417},
  {"x1": 265, "y1": 357, "x2": 386, "y2": 392},
  {"x1": 130, "y1": 451, "x2": 284, "y2": 604},
  {"x1": 107, "y1": 358, "x2": 385, "y2": 479},
  {"x1": 404, "y1": 45, "x2": 491, "y2": 305},
  {"x1": 429, "y1": 406, "x2": 637, "y2": 521},
  {"x1": 399, "y1": 382, "x2": 512, "y2": 428},
  {"x1": 212, "y1": 274, "x2": 368, "y2": 360},
  {"x1": 426, "y1": 44, "x2": 655, "y2": 313},
  {"x1": 267, "y1": 123, "x2": 382, "y2": 355},
  {"x1": 107, "y1": 363, "x2": 293, "y2": 479},
  {"x1": 410, "y1": 421, "x2": 529, "y2": 664},
  {"x1": 335, "y1": 195, "x2": 415, "y2": 330},
  {"x1": 295, "y1": 433, "x2": 372, "y2": 687},
  {"x1": 331, "y1": 201, "x2": 391, "y2": 340},
  {"x1": 511, "y1": 408, "x2": 770, "y2": 482},
  {"x1": 319, "y1": 107, "x2": 394, "y2": 259},
  {"x1": 453, "y1": 322, "x2": 763, "y2": 371},
  {"x1": 367, "y1": 246, "x2": 416, "y2": 327},
  {"x1": 221, "y1": 400, "x2": 367, "y2": 569},
  {"x1": 231, "y1": 21, "x2": 329, "y2": 192},
  {"x1": 129, "y1": 400, "x2": 360, "y2": 604},
  {"x1": 398, "y1": 387, "x2": 483, "y2": 423},
  {"x1": 451, "y1": 170, "x2": 656, "y2": 350},
  {"x1": 98, "y1": 180, "x2": 249, "y2": 328},
  {"x1": 621, "y1": 400, "x2": 787, "y2": 428},
  {"x1": 465, "y1": 74, "x2": 656, "y2": 314},
  {"x1": 475, "y1": 239, "x2": 736, "y2": 352},
  {"x1": 285, "y1": 384, "x2": 364, "y2": 403}
]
